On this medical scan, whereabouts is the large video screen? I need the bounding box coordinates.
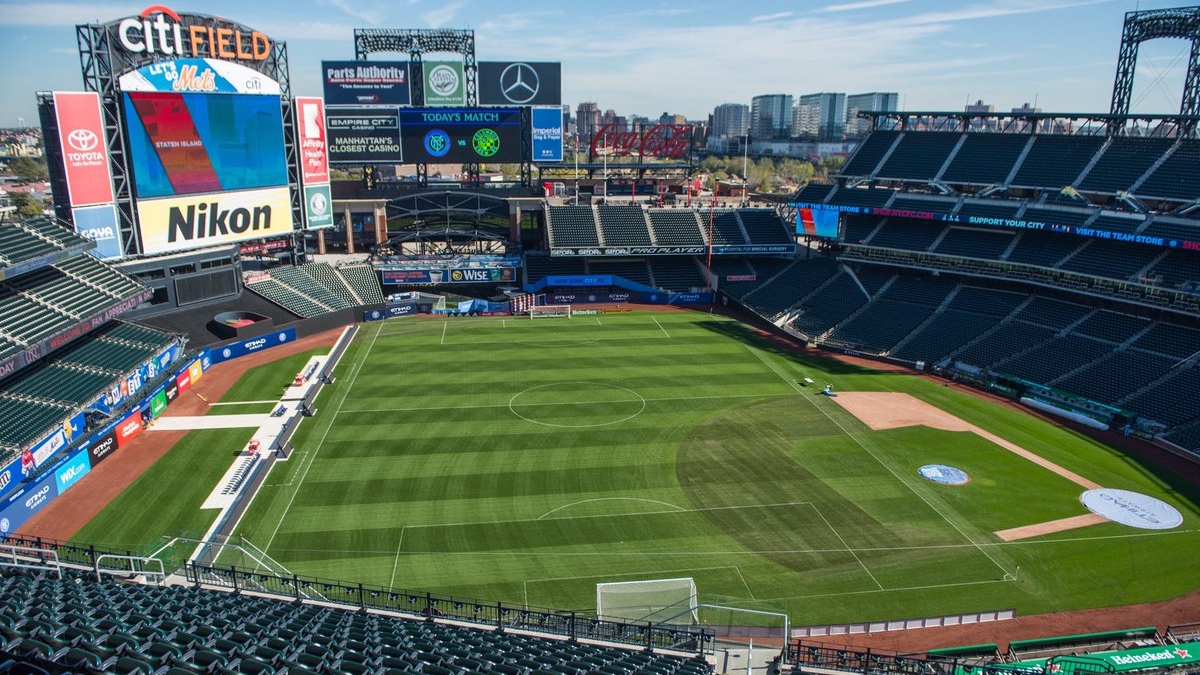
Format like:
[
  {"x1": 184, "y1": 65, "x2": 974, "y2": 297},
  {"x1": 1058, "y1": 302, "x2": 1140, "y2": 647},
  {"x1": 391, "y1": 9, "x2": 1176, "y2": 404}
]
[
  {"x1": 123, "y1": 92, "x2": 288, "y2": 198},
  {"x1": 400, "y1": 108, "x2": 523, "y2": 163}
]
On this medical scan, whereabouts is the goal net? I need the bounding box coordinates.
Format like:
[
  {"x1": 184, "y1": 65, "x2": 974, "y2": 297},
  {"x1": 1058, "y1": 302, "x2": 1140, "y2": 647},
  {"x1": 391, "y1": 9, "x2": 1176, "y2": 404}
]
[
  {"x1": 596, "y1": 578, "x2": 698, "y2": 625},
  {"x1": 530, "y1": 304, "x2": 572, "y2": 318}
]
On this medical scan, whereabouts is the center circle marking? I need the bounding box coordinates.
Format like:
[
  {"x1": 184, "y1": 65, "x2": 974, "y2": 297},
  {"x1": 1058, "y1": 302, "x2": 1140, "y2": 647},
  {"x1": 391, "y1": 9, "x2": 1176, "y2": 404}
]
[{"x1": 509, "y1": 382, "x2": 646, "y2": 428}]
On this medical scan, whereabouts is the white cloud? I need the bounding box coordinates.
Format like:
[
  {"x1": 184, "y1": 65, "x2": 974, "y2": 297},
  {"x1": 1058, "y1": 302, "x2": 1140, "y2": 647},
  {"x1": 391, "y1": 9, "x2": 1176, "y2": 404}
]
[
  {"x1": 423, "y1": 1, "x2": 467, "y2": 28},
  {"x1": 819, "y1": 0, "x2": 917, "y2": 12},
  {"x1": 750, "y1": 11, "x2": 794, "y2": 23}
]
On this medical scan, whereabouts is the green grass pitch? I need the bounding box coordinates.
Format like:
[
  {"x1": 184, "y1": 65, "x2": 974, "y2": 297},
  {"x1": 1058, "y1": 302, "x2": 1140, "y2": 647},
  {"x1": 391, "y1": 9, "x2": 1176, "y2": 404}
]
[{"x1": 79, "y1": 311, "x2": 1200, "y2": 625}]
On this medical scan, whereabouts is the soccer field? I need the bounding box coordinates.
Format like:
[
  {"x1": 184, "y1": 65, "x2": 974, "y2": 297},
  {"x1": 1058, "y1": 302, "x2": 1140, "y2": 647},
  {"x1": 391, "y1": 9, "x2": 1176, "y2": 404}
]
[{"x1": 98, "y1": 310, "x2": 1200, "y2": 625}]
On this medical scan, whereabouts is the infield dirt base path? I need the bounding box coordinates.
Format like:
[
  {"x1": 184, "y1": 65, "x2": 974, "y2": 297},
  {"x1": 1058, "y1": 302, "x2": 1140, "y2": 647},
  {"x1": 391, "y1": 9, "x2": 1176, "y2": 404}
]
[{"x1": 831, "y1": 391, "x2": 1102, "y2": 490}]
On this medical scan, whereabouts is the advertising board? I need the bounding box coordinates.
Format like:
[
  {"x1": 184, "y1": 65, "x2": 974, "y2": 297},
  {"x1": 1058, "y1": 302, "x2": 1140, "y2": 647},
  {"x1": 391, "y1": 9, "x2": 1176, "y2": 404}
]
[
  {"x1": 85, "y1": 431, "x2": 119, "y2": 467},
  {"x1": 72, "y1": 203, "x2": 124, "y2": 260},
  {"x1": 207, "y1": 327, "x2": 297, "y2": 365},
  {"x1": 477, "y1": 62, "x2": 562, "y2": 106},
  {"x1": 118, "y1": 58, "x2": 281, "y2": 95},
  {"x1": 0, "y1": 470, "x2": 59, "y2": 536},
  {"x1": 108, "y1": 6, "x2": 272, "y2": 64},
  {"x1": 294, "y1": 96, "x2": 330, "y2": 184},
  {"x1": 364, "y1": 302, "x2": 419, "y2": 321},
  {"x1": 380, "y1": 267, "x2": 517, "y2": 285},
  {"x1": 115, "y1": 411, "x2": 144, "y2": 448},
  {"x1": 422, "y1": 61, "x2": 466, "y2": 106},
  {"x1": 135, "y1": 186, "x2": 293, "y2": 254},
  {"x1": 399, "y1": 108, "x2": 522, "y2": 163},
  {"x1": 322, "y1": 60, "x2": 410, "y2": 106},
  {"x1": 531, "y1": 107, "x2": 564, "y2": 162},
  {"x1": 54, "y1": 452, "x2": 92, "y2": 493},
  {"x1": 52, "y1": 91, "x2": 116, "y2": 207},
  {"x1": 796, "y1": 206, "x2": 840, "y2": 238},
  {"x1": 326, "y1": 107, "x2": 403, "y2": 164},
  {"x1": 303, "y1": 184, "x2": 334, "y2": 229}
]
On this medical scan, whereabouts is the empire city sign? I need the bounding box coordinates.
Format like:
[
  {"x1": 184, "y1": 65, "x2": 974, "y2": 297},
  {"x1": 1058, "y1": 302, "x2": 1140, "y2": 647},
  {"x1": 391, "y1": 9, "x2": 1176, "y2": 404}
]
[
  {"x1": 116, "y1": 6, "x2": 271, "y2": 62},
  {"x1": 590, "y1": 123, "x2": 692, "y2": 159}
]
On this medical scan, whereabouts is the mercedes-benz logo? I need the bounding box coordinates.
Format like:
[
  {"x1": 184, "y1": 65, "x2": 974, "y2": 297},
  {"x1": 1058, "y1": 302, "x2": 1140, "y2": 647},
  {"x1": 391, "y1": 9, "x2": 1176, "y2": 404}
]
[
  {"x1": 499, "y1": 62, "x2": 540, "y2": 104},
  {"x1": 67, "y1": 128, "x2": 99, "y2": 152}
]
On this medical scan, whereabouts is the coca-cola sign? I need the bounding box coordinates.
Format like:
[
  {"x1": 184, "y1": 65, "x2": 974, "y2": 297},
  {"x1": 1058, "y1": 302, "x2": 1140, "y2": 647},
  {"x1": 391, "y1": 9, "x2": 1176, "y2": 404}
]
[{"x1": 590, "y1": 123, "x2": 692, "y2": 159}]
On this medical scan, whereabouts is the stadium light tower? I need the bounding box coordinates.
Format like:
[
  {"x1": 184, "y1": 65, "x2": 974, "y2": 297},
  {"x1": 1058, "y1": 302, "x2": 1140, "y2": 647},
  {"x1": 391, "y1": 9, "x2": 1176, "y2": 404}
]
[
  {"x1": 573, "y1": 129, "x2": 579, "y2": 200},
  {"x1": 742, "y1": 133, "x2": 749, "y2": 205}
]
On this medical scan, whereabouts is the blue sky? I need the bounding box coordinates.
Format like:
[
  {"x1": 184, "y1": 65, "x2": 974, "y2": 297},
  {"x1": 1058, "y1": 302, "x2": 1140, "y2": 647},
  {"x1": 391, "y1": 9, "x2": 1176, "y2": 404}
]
[{"x1": 0, "y1": 0, "x2": 1193, "y2": 128}]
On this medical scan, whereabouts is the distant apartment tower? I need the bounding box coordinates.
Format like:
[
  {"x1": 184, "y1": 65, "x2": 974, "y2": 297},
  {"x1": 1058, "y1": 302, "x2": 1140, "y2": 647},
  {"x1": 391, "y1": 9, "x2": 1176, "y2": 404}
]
[
  {"x1": 712, "y1": 103, "x2": 750, "y2": 138},
  {"x1": 576, "y1": 102, "x2": 601, "y2": 140},
  {"x1": 795, "y1": 93, "x2": 847, "y2": 140},
  {"x1": 845, "y1": 92, "x2": 898, "y2": 137},
  {"x1": 965, "y1": 99, "x2": 995, "y2": 114},
  {"x1": 751, "y1": 94, "x2": 793, "y2": 141}
]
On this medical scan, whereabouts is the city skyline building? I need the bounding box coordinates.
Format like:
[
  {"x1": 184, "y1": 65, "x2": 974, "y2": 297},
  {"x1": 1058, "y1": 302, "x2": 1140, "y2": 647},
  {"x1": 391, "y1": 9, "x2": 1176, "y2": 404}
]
[{"x1": 751, "y1": 94, "x2": 793, "y2": 141}]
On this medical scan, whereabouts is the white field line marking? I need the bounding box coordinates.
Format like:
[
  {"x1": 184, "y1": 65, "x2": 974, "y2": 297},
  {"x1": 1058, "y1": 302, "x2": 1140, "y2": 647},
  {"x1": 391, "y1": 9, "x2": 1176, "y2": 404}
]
[
  {"x1": 537, "y1": 497, "x2": 688, "y2": 520},
  {"x1": 440, "y1": 321, "x2": 448, "y2": 345},
  {"x1": 652, "y1": 316, "x2": 671, "y2": 338},
  {"x1": 742, "y1": 342, "x2": 1012, "y2": 579},
  {"x1": 402, "y1": 500, "x2": 817, "y2": 531},
  {"x1": 338, "y1": 392, "x2": 783, "y2": 415},
  {"x1": 388, "y1": 526, "x2": 406, "y2": 589},
  {"x1": 525, "y1": 565, "x2": 744, "y2": 585},
  {"x1": 812, "y1": 504, "x2": 883, "y2": 591},
  {"x1": 261, "y1": 322, "x2": 380, "y2": 555},
  {"x1": 733, "y1": 566, "x2": 756, "y2": 600}
]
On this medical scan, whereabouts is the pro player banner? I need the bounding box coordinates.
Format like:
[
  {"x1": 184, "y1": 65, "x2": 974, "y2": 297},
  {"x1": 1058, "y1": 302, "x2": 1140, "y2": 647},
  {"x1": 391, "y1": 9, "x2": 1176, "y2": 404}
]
[
  {"x1": 478, "y1": 62, "x2": 562, "y2": 106},
  {"x1": 52, "y1": 91, "x2": 116, "y2": 207}
]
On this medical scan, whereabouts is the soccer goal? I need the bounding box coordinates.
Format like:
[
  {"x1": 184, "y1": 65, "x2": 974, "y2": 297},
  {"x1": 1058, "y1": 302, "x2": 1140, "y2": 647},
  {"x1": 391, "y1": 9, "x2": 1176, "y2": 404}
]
[
  {"x1": 596, "y1": 577, "x2": 699, "y2": 625},
  {"x1": 530, "y1": 304, "x2": 572, "y2": 319}
]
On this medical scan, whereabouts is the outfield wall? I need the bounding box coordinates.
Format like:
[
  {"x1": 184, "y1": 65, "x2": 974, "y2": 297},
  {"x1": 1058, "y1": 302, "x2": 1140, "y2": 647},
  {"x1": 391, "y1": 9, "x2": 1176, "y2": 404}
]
[{"x1": 792, "y1": 608, "x2": 1016, "y2": 638}]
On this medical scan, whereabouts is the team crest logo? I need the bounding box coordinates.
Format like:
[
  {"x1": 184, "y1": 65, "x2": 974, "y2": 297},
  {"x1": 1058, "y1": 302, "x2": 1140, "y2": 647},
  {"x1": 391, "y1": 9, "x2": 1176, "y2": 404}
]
[
  {"x1": 424, "y1": 129, "x2": 450, "y2": 157},
  {"x1": 472, "y1": 129, "x2": 500, "y2": 158}
]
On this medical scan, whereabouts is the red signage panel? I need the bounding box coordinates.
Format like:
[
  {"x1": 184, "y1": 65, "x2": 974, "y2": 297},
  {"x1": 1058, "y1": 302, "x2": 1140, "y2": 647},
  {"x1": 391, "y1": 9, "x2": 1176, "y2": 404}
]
[
  {"x1": 53, "y1": 91, "x2": 116, "y2": 207},
  {"x1": 114, "y1": 412, "x2": 144, "y2": 448},
  {"x1": 294, "y1": 96, "x2": 329, "y2": 185}
]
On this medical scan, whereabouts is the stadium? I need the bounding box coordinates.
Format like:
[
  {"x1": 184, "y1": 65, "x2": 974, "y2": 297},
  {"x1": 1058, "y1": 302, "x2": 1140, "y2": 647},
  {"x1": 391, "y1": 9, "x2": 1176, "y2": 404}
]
[{"x1": 0, "y1": 4, "x2": 1198, "y2": 675}]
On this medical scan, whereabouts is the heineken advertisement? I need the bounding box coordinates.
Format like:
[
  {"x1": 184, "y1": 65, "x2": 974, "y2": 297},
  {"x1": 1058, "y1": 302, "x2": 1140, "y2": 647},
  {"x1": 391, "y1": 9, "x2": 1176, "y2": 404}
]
[{"x1": 999, "y1": 641, "x2": 1199, "y2": 675}]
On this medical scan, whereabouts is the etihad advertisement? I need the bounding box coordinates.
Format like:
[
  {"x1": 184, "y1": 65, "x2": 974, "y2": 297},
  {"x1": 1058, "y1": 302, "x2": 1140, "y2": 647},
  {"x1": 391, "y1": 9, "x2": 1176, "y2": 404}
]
[
  {"x1": 52, "y1": 91, "x2": 116, "y2": 207},
  {"x1": 136, "y1": 186, "x2": 293, "y2": 254}
]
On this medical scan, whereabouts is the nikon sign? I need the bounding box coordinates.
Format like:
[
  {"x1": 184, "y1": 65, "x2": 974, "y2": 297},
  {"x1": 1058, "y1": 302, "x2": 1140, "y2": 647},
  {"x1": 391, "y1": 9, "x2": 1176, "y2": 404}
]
[{"x1": 136, "y1": 186, "x2": 293, "y2": 254}]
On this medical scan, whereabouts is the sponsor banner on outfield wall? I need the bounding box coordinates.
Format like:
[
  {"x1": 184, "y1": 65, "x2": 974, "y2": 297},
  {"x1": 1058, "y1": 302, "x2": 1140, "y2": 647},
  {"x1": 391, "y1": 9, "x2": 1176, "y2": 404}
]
[
  {"x1": 208, "y1": 327, "x2": 296, "y2": 365},
  {"x1": 54, "y1": 452, "x2": 91, "y2": 493},
  {"x1": 423, "y1": 61, "x2": 466, "y2": 106},
  {"x1": 136, "y1": 187, "x2": 294, "y2": 255},
  {"x1": 165, "y1": 381, "x2": 179, "y2": 404},
  {"x1": 85, "y1": 431, "x2": 119, "y2": 467},
  {"x1": 294, "y1": 96, "x2": 330, "y2": 184},
  {"x1": 531, "y1": 106, "x2": 564, "y2": 162},
  {"x1": 115, "y1": 412, "x2": 144, "y2": 448},
  {"x1": 478, "y1": 62, "x2": 562, "y2": 106},
  {"x1": 549, "y1": 245, "x2": 793, "y2": 256},
  {"x1": 0, "y1": 468, "x2": 60, "y2": 536},
  {"x1": 22, "y1": 412, "x2": 87, "y2": 484},
  {"x1": 150, "y1": 389, "x2": 168, "y2": 418},
  {"x1": 303, "y1": 183, "x2": 334, "y2": 229},
  {"x1": 72, "y1": 204, "x2": 124, "y2": 260},
  {"x1": 53, "y1": 91, "x2": 117, "y2": 207},
  {"x1": 118, "y1": 58, "x2": 281, "y2": 95},
  {"x1": 188, "y1": 357, "x2": 204, "y2": 386},
  {"x1": 380, "y1": 267, "x2": 516, "y2": 285},
  {"x1": 322, "y1": 61, "x2": 410, "y2": 106},
  {"x1": 726, "y1": 274, "x2": 757, "y2": 282},
  {"x1": 364, "y1": 302, "x2": 420, "y2": 321}
]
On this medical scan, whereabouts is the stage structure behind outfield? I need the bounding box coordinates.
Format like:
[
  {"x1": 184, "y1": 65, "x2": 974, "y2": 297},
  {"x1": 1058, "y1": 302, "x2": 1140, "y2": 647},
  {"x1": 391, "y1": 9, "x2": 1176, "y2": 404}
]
[
  {"x1": 596, "y1": 577, "x2": 699, "y2": 626},
  {"x1": 530, "y1": 304, "x2": 572, "y2": 319}
]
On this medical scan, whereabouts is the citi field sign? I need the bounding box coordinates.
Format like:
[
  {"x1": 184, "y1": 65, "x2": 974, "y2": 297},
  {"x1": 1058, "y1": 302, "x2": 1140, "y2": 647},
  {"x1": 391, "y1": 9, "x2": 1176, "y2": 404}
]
[{"x1": 115, "y1": 5, "x2": 271, "y2": 62}]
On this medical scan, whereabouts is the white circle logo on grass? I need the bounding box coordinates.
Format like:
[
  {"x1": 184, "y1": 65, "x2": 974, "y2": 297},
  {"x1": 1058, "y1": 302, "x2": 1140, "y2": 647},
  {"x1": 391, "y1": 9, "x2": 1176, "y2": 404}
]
[
  {"x1": 918, "y1": 464, "x2": 969, "y2": 485},
  {"x1": 1081, "y1": 489, "x2": 1182, "y2": 530}
]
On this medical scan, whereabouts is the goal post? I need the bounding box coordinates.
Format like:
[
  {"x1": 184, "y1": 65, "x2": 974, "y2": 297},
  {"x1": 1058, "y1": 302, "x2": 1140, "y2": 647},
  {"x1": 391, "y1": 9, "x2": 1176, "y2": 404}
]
[
  {"x1": 596, "y1": 577, "x2": 699, "y2": 625},
  {"x1": 530, "y1": 304, "x2": 573, "y2": 319}
]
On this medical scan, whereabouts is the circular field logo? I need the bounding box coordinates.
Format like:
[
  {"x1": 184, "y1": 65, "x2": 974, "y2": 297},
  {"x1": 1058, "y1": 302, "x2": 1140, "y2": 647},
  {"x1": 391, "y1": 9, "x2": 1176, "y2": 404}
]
[
  {"x1": 918, "y1": 464, "x2": 970, "y2": 485},
  {"x1": 1080, "y1": 489, "x2": 1183, "y2": 530}
]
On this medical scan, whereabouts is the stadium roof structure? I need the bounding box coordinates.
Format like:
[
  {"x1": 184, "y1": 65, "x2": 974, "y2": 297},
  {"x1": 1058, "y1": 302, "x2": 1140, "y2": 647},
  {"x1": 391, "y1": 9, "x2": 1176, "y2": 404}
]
[{"x1": 853, "y1": 110, "x2": 1200, "y2": 136}]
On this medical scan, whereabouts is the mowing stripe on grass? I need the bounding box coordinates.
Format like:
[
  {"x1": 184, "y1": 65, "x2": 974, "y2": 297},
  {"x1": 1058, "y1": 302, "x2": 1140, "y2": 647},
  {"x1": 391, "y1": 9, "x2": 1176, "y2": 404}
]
[
  {"x1": 741, "y1": 341, "x2": 1014, "y2": 581},
  {"x1": 262, "y1": 322, "x2": 380, "y2": 555},
  {"x1": 337, "y1": 392, "x2": 788, "y2": 415}
]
